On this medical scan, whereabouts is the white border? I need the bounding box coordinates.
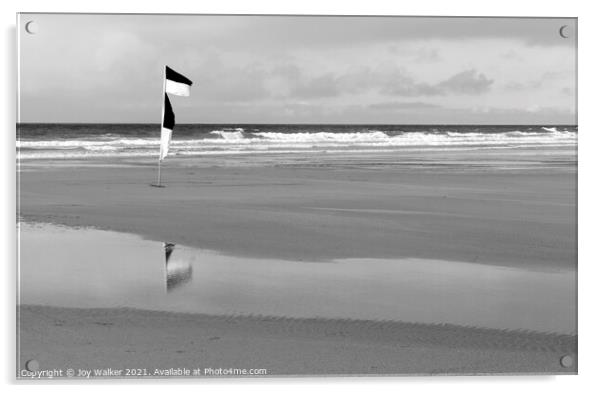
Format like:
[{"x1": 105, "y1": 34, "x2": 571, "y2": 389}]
[{"x1": 4, "y1": 0, "x2": 601, "y2": 391}]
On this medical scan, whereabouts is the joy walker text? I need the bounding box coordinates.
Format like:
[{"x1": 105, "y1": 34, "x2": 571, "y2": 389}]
[{"x1": 21, "y1": 367, "x2": 269, "y2": 378}]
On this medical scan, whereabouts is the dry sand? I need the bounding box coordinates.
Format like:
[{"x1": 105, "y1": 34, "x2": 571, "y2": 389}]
[
  {"x1": 17, "y1": 158, "x2": 577, "y2": 377},
  {"x1": 19, "y1": 305, "x2": 576, "y2": 377}
]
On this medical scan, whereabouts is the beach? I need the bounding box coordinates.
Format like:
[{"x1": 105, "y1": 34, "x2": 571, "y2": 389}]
[
  {"x1": 19, "y1": 152, "x2": 576, "y2": 268},
  {"x1": 17, "y1": 125, "x2": 578, "y2": 376},
  {"x1": 19, "y1": 305, "x2": 576, "y2": 377}
]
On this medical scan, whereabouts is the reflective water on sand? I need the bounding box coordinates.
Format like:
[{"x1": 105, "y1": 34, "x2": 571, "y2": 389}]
[{"x1": 18, "y1": 222, "x2": 576, "y2": 334}]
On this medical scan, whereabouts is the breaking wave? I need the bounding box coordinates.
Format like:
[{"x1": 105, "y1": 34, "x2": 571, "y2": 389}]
[{"x1": 17, "y1": 126, "x2": 577, "y2": 160}]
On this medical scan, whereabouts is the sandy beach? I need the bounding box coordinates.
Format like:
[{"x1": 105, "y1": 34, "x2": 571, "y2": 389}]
[
  {"x1": 19, "y1": 156, "x2": 576, "y2": 269},
  {"x1": 17, "y1": 153, "x2": 577, "y2": 377},
  {"x1": 19, "y1": 305, "x2": 576, "y2": 376}
]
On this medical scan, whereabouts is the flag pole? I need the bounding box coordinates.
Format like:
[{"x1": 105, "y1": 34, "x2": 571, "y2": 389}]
[
  {"x1": 153, "y1": 66, "x2": 167, "y2": 187},
  {"x1": 157, "y1": 157, "x2": 162, "y2": 185}
]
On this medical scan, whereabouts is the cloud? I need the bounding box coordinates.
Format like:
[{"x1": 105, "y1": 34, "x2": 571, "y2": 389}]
[
  {"x1": 500, "y1": 50, "x2": 524, "y2": 61},
  {"x1": 191, "y1": 101, "x2": 574, "y2": 125},
  {"x1": 560, "y1": 87, "x2": 574, "y2": 96},
  {"x1": 215, "y1": 16, "x2": 577, "y2": 49},
  {"x1": 504, "y1": 70, "x2": 573, "y2": 92},
  {"x1": 368, "y1": 101, "x2": 441, "y2": 110},
  {"x1": 381, "y1": 73, "x2": 442, "y2": 97},
  {"x1": 290, "y1": 74, "x2": 340, "y2": 98},
  {"x1": 436, "y1": 69, "x2": 494, "y2": 94},
  {"x1": 18, "y1": 14, "x2": 575, "y2": 124},
  {"x1": 388, "y1": 45, "x2": 441, "y2": 63},
  {"x1": 382, "y1": 69, "x2": 494, "y2": 96},
  {"x1": 190, "y1": 57, "x2": 272, "y2": 102},
  {"x1": 286, "y1": 67, "x2": 494, "y2": 98}
]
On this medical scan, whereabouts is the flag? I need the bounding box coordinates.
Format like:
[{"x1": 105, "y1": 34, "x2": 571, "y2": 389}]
[
  {"x1": 159, "y1": 94, "x2": 174, "y2": 161},
  {"x1": 165, "y1": 65, "x2": 193, "y2": 97},
  {"x1": 159, "y1": 66, "x2": 192, "y2": 161}
]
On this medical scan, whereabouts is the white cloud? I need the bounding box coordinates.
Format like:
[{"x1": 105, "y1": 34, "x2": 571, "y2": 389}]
[{"x1": 19, "y1": 14, "x2": 577, "y2": 124}]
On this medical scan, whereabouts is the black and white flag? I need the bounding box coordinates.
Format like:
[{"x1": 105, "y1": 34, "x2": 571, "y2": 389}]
[
  {"x1": 159, "y1": 66, "x2": 192, "y2": 161},
  {"x1": 165, "y1": 66, "x2": 193, "y2": 97},
  {"x1": 159, "y1": 93, "x2": 175, "y2": 161}
]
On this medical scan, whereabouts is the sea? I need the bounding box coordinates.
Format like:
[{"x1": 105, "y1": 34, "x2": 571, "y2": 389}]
[{"x1": 17, "y1": 124, "x2": 577, "y2": 162}]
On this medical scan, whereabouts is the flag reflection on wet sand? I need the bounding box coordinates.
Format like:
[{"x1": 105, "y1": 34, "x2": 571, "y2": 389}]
[{"x1": 164, "y1": 243, "x2": 192, "y2": 292}]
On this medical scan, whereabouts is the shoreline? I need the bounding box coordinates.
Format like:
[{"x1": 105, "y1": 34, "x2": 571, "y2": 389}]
[{"x1": 18, "y1": 305, "x2": 577, "y2": 377}]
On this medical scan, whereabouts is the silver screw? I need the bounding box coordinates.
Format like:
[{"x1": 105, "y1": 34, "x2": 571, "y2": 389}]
[
  {"x1": 25, "y1": 359, "x2": 40, "y2": 372},
  {"x1": 25, "y1": 21, "x2": 38, "y2": 35},
  {"x1": 560, "y1": 355, "x2": 574, "y2": 368}
]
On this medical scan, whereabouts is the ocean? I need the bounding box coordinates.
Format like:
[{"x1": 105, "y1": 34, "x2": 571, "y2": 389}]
[{"x1": 17, "y1": 124, "x2": 577, "y2": 161}]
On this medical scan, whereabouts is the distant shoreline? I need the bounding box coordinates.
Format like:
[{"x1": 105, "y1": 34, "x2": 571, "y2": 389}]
[{"x1": 17, "y1": 122, "x2": 579, "y2": 126}]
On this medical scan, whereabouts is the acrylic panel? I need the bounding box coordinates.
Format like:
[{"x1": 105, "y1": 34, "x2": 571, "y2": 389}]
[{"x1": 17, "y1": 13, "x2": 577, "y2": 379}]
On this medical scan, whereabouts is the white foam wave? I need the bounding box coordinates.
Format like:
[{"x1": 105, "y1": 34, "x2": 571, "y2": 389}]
[
  {"x1": 17, "y1": 129, "x2": 576, "y2": 160},
  {"x1": 210, "y1": 130, "x2": 246, "y2": 140},
  {"x1": 253, "y1": 130, "x2": 391, "y2": 143},
  {"x1": 17, "y1": 138, "x2": 158, "y2": 149}
]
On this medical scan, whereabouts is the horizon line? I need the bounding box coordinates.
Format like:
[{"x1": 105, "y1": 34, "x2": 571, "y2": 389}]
[{"x1": 16, "y1": 122, "x2": 578, "y2": 126}]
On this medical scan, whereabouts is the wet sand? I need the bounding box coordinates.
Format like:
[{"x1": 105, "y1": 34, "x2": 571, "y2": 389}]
[
  {"x1": 19, "y1": 223, "x2": 576, "y2": 333},
  {"x1": 18, "y1": 158, "x2": 576, "y2": 269}
]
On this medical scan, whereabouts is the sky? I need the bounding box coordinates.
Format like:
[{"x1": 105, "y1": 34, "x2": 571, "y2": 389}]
[{"x1": 18, "y1": 14, "x2": 577, "y2": 124}]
